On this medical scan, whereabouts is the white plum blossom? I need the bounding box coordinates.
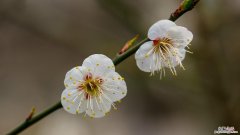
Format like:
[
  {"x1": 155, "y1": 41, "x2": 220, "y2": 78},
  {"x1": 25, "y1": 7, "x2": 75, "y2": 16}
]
[
  {"x1": 61, "y1": 54, "x2": 127, "y2": 118},
  {"x1": 135, "y1": 20, "x2": 193, "y2": 77}
]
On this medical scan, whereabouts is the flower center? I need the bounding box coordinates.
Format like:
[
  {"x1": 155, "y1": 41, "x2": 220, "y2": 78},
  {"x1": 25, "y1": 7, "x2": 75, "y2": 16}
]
[
  {"x1": 85, "y1": 80, "x2": 99, "y2": 94},
  {"x1": 145, "y1": 37, "x2": 185, "y2": 77},
  {"x1": 153, "y1": 37, "x2": 173, "y2": 54},
  {"x1": 78, "y1": 73, "x2": 103, "y2": 98}
]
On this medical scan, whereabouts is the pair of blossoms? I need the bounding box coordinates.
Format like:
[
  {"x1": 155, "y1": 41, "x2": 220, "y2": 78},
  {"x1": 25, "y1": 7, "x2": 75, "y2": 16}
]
[{"x1": 61, "y1": 20, "x2": 193, "y2": 118}]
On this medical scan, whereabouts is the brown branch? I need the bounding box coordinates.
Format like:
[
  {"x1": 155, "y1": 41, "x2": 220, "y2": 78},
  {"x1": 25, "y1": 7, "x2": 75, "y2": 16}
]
[{"x1": 169, "y1": 0, "x2": 200, "y2": 21}]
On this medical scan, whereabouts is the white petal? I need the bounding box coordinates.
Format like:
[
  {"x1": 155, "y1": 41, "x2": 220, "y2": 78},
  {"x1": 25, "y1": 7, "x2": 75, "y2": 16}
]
[
  {"x1": 135, "y1": 41, "x2": 157, "y2": 72},
  {"x1": 64, "y1": 66, "x2": 87, "y2": 89},
  {"x1": 86, "y1": 96, "x2": 112, "y2": 118},
  {"x1": 163, "y1": 49, "x2": 186, "y2": 67},
  {"x1": 167, "y1": 26, "x2": 193, "y2": 48},
  {"x1": 61, "y1": 89, "x2": 87, "y2": 114},
  {"x1": 148, "y1": 20, "x2": 176, "y2": 40},
  {"x1": 135, "y1": 41, "x2": 153, "y2": 59},
  {"x1": 101, "y1": 72, "x2": 127, "y2": 102},
  {"x1": 82, "y1": 54, "x2": 115, "y2": 77}
]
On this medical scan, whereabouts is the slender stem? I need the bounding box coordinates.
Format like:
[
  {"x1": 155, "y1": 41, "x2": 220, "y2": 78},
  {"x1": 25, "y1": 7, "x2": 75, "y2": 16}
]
[
  {"x1": 7, "y1": 102, "x2": 62, "y2": 135},
  {"x1": 7, "y1": 0, "x2": 200, "y2": 134}
]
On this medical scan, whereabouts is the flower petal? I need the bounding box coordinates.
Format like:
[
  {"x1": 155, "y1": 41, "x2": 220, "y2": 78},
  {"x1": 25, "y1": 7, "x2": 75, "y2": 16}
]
[
  {"x1": 82, "y1": 54, "x2": 115, "y2": 77},
  {"x1": 135, "y1": 41, "x2": 153, "y2": 59},
  {"x1": 64, "y1": 66, "x2": 87, "y2": 89},
  {"x1": 148, "y1": 20, "x2": 176, "y2": 40},
  {"x1": 135, "y1": 41, "x2": 158, "y2": 72},
  {"x1": 61, "y1": 89, "x2": 87, "y2": 114},
  {"x1": 101, "y1": 72, "x2": 127, "y2": 102},
  {"x1": 86, "y1": 96, "x2": 112, "y2": 118},
  {"x1": 163, "y1": 49, "x2": 186, "y2": 67},
  {"x1": 167, "y1": 26, "x2": 193, "y2": 48}
]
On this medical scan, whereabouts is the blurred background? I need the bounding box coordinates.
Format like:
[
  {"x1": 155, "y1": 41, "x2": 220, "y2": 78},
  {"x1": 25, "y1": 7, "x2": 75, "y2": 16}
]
[{"x1": 0, "y1": 0, "x2": 240, "y2": 135}]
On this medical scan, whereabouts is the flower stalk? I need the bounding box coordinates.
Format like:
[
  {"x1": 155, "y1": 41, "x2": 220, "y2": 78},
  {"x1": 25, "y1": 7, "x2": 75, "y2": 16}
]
[{"x1": 7, "y1": 0, "x2": 200, "y2": 134}]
